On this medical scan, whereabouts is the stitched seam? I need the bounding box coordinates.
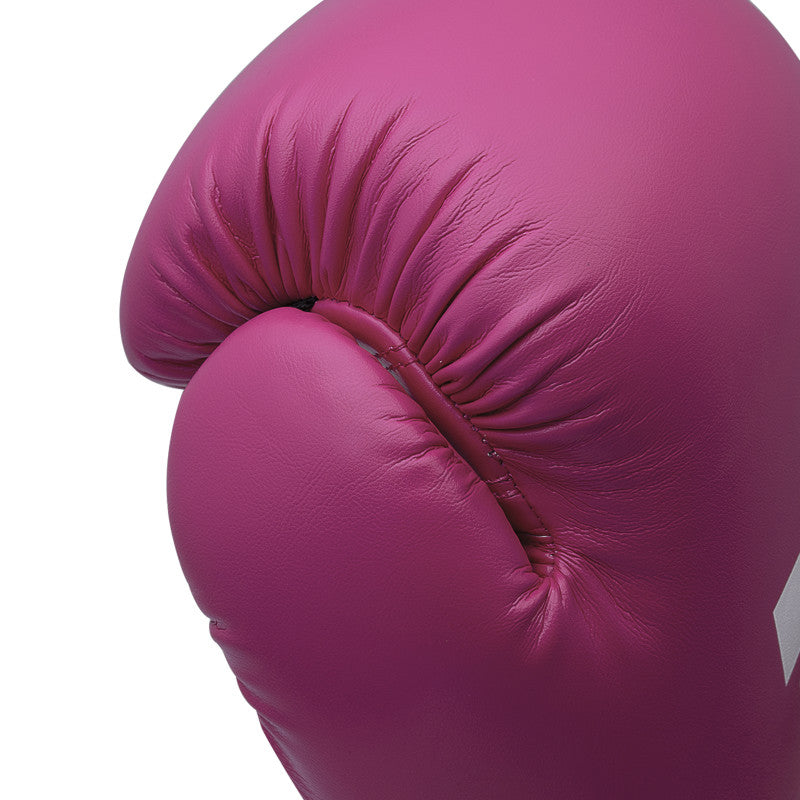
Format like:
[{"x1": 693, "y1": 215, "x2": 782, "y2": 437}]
[{"x1": 320, "y1": 297, "x2": 554, "y2": 548}]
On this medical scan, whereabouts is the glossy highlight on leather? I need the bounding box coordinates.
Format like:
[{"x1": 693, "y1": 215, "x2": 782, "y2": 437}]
[{"x1": 120, "y1": 1, "x2": 800, "y2": 797}]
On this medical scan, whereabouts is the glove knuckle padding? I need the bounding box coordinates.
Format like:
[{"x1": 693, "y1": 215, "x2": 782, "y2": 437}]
[{"x1": 122, "y1": 0, "x2": 800, "y2": 797}]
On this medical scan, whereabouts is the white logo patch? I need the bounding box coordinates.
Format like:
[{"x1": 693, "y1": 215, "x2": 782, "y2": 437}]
[{"x1": 774, "y1": 552, "x2": 800, "y2": 685}]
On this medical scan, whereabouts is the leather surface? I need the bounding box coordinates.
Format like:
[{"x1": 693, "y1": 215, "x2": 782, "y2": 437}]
[{"x1": 120, "y1": 0, "x2": 800, "y2": 797}]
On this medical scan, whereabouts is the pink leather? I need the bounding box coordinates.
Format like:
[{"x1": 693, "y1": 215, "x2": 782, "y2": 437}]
[{"x1": 120, "y1": 0, "x2": 800, "y2": 797}]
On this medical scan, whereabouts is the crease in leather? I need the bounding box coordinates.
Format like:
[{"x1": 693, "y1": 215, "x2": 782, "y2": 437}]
[{"x1": 312, "y1": 296, "x2": 555, "y2": 578}]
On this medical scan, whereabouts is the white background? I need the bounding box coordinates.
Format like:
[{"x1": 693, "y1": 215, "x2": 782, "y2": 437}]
[{"x1": 1, "y1": 1, "x2": 798, "y2": 797}]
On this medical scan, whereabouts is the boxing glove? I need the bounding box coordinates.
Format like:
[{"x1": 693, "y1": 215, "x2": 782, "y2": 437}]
[{"x1": 120, "y1": 0, "x2": 800, "y2": 797}]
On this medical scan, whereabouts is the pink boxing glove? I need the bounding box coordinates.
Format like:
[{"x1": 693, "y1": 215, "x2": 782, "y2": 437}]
[{"x1": 120, "y1": 1, "x2": 800, "y2": 797}]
